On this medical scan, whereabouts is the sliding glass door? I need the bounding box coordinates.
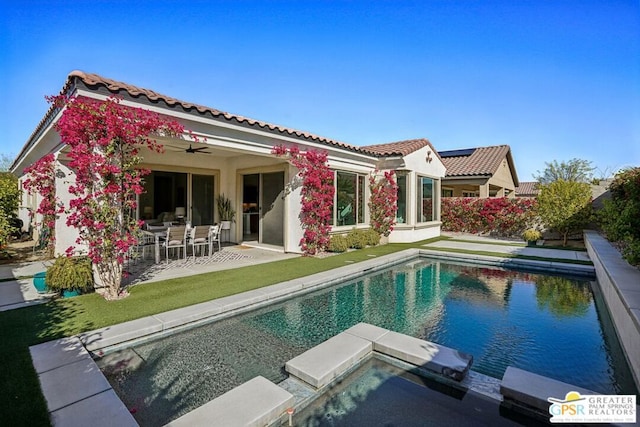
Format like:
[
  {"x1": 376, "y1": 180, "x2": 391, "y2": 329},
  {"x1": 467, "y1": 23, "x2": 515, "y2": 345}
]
[
  {"x1": 242, "y1": 172, "x2": 284, "y2": 246},
  {"x1": 192, "y1": 174, "x2": 214, "y2": 226},
  {"x1": 140, "y1": 171, "x2": 214, "y2": 226},
  {"x1": 261, "y1": 172, "x2": 284, "y2": 246}
]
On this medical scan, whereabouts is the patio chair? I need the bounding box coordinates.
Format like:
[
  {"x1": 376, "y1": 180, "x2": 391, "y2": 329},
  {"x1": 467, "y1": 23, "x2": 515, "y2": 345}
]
[
  {"x1": 189, "y1": 225, "x2": 211, "y2": 259},
  {"x1": 164, "y1": 225, "x2": 187, "y2": 263},
  {"x1": 134, "y1": 231, "x2": 156, "y2": 262},
  {"x1": 209, "y1": 223, "x2": 222, "y2": 254}
]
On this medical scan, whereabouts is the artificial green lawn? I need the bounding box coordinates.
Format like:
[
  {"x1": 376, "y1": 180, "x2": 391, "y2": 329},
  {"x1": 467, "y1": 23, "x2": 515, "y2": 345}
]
[{"x1": 0, "y1": 236, "x2": 589, "y2": 426}]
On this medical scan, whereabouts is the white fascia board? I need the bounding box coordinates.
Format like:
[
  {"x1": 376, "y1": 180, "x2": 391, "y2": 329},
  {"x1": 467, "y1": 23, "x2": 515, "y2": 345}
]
[
  {"x1": 326, "y1": 156, "x2": 377, "y2": 171},
  {"x1": 11, "y1": 109, "x2": 66, "y2": 175}
]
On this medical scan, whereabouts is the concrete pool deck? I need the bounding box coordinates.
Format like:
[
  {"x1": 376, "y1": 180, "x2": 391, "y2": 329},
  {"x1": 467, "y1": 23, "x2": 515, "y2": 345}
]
[
  {"x1": 427, "y1": 235, "x2": 592, "y2": 262},
  {"x1": 0, "y1": 260, "x2": 53, "y2": 311}
]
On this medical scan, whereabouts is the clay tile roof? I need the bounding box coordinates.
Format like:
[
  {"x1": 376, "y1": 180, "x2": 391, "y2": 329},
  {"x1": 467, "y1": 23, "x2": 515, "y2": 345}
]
[
  {"x1": 13, "y1": 71, "x2": 441, "y2": 171},
  {"x1": 361, "y1": 138, "x2": 440, "y2": 159},
  {"x1": 439, "y1": 145, "x2": 511, "y2": 177},
  {"x1": 515, "y1": 181, "x2": 539, "y2": 196},
  {"x1": 66, "y1": 71, "x2": 377, "y2": 155}
]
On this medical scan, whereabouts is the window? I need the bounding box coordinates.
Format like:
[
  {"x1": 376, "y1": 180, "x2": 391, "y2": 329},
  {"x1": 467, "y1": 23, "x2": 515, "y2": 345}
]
[
  {"x1": 357, "y1": 175, "x2": 364, "y2": 224},
  {"x1": 139, "y1": 171, "x2": 215, "y2": 225},
  {"x1": 442, "y1": 188, "x2": 453, "y2": 197},
  {"x1": 335, "y1": 171, "x2": 365, "y2": 226},
  {"x1": 462, "y1": 191, "x2": 478, "y2": 198},
  {"x1": 417, "y1": 176, "x2": 434, "y2": 222},
  {"x1": 396, "y1": 173, "x2": 407, "y2": 223}
]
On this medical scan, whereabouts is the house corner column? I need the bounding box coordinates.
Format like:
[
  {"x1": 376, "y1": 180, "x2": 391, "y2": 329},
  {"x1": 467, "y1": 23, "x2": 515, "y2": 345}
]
[
  {"x1": 53, "y1": 158, "x2": 79, "y2": 256},
  {"x1": 435, "y1": 179, "x2": 442, "y2": 221},
  {"x1": 479, "y1": 183, "x2": 489, "y2": 198}
]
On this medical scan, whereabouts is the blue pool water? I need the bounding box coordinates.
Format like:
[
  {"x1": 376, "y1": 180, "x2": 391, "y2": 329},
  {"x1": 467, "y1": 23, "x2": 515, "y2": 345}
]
[
  {"x1": 291, "y1": 356, "x2": 542, "y2": 426},
  {"x1": 99, "y1": 259, "x2": 637, "y2": 425}
]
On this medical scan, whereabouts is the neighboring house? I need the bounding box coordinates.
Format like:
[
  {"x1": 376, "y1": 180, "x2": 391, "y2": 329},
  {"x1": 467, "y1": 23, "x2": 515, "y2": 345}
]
[
  {"x1": 515, "y1": 181, "x2": 539, "y2": 197},
  {"x1": 10, "y1": 71, "x2": 446, "y2": 254},
  {"x1": 439, "y1": 145, "x2": 519, "y2": 198}
]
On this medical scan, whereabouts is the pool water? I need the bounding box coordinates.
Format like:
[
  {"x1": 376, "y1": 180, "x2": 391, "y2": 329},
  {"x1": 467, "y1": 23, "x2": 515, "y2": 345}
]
[
  {"x1": 290, "y1": 356, "x2": 544, "y2": 426},
  {"x1": 98, "y1": 259, "x2": 637, "y2": 426}
]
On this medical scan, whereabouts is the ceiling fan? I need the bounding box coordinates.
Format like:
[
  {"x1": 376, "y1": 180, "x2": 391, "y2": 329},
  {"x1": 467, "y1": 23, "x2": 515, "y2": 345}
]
[{"x1": 185, "y1": 144, "x2": 211, "y2": 154}]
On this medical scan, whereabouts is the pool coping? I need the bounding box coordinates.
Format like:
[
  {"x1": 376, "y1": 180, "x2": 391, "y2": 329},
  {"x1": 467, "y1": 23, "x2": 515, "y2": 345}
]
[
  {"x1": 29, "y1": 247, "x2": 600, "y2": 425},
  {"x1": 584, "y1": 230, "x2": 640, "y2": 391}
]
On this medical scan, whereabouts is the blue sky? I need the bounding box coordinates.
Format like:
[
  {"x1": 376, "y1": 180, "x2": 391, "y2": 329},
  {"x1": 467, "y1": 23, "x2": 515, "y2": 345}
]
[{"x1": 1, "y1": 0, "x2": 638, "y2": 180}]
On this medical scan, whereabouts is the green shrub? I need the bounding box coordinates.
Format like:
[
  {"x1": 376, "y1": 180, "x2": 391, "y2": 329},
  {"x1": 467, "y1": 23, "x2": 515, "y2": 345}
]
[
  {"x1": 328, "y1": 234, "x2": 349, "y2": 253},
  {"x1": 346, "y1": 228, "x2": 368, "y2": 249},
  {"x1": 522, "y1": 229, "x2": 542, "y2": 242},
  {"x1": 0, "y1": 172, "x2": 20, "y2": 249},
  {"x1": 0, "y1": 213, "x2": 10, "y2": 251},
  {"x1": 599, "y1": 167, "x2": 640, "y2": 265},
  {"x1": 364, "y1": 229, "x2": 380, "y2": 246},
  {"x1": 46, "y1": 256, "x2": 94, "y2": 293},
  {"x1": 537, "y1": 180, "x2": 593, "y2": 246}
]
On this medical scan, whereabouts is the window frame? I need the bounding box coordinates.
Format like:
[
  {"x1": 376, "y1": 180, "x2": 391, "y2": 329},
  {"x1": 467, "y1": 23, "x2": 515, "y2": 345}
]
[
  {"x1": 416, "y1": 175, "x2": 436, "y2": 223},
  {"x1": 333, "y1": 170, "x2": 367, "y2": 227}
]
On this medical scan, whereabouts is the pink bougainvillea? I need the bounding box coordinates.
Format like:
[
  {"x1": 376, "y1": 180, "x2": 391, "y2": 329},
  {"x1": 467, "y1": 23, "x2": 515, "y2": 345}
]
[
  {"x1": 23, "y1": 153, "x2": 64, "y2": 258},
  {"x1": 272, "y1": 145, "x2": 334, "y2": 255},
  {"x1": 368, "y1": 170, "x2": 398, "y2": 237},
  {"x1": 441, "y1": 197, "x2": 538, "y2": 237},
  {"x1": 48, "y1": 94, "x2": 188, "y2": 299}
]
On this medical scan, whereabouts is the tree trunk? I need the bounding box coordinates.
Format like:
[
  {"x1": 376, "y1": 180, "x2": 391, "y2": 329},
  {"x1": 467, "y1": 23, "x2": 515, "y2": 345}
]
[{"x1": 93, "y1": 260, "x2": 126, "y2": 300}]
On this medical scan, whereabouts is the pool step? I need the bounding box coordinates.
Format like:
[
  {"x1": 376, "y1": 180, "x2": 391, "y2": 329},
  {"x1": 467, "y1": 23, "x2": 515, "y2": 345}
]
[
  {"x1": 285, "y1": 323, "x2": 473, "y2": 390},
  {"x1": 165, "y1": 376, "x2": 293, "y2": 427},
  {"x1": 500, "y1": 366, "x2": 596, "y2": 414},
  {"x1": 285, "y1": 332, "x2": 372, "y2": 389},
  {"x1": 373, "y1": 328, "x2": 473, "y2": 381}
]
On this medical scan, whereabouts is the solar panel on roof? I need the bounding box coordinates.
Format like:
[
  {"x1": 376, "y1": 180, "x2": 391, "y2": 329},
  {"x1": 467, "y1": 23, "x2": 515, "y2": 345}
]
[{"x1": 438, "y1": 148, "x2": 476, "y2": 158}]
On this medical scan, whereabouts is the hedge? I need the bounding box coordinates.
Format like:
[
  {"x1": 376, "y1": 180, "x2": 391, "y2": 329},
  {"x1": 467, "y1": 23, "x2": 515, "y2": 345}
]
[
  {"x1": 599, "y1": 167, "x2": 640, "y2": 266},
  {"x1": 441, "y1": 197, "x2": 538, "y2": 237}
]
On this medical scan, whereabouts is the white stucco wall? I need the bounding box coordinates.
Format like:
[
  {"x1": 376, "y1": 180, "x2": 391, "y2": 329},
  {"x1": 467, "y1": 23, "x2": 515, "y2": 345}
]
[
  {"x1": 54, "y1": 159, "x2": 83, "y2": 256},
  {"x1": 17, "y1": 176, "x2": 35, "y2": 235},
  {"x1": 284, "y1": 168, "x2": 304, "y2": 253},
  {"x1": 388, "y1": 146, "x2": 446, "y2": 243}
]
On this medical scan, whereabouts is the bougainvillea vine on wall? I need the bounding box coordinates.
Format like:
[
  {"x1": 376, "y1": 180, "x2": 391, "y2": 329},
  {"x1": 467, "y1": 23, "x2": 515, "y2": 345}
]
[
  {"x1": 48, "y1": 94, "x2": 188, "y2": 299},
  {"x1": 23, "y1": 153, "x2": 63, "y2": 258},
  {"x1": 272, "y1": 145, "x2": 334, "y2": 255},
  {"x1": 368, "y1": 170, "x2": 398, "y2": 237}
]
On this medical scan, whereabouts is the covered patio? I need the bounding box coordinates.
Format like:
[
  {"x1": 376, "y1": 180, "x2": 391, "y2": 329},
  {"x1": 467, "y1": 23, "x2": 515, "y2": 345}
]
[{"x1": 122, "y1": 243, "x2": 298, "y2": 287}]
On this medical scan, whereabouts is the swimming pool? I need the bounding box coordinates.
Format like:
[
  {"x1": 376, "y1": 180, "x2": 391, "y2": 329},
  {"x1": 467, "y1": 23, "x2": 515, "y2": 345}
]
[
  {"x1": 289, "y1": 355, "x2": 540, "y2": 426},
  {"x1": 98, "y1": 258, "x2": 637, "y2": 425}
]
